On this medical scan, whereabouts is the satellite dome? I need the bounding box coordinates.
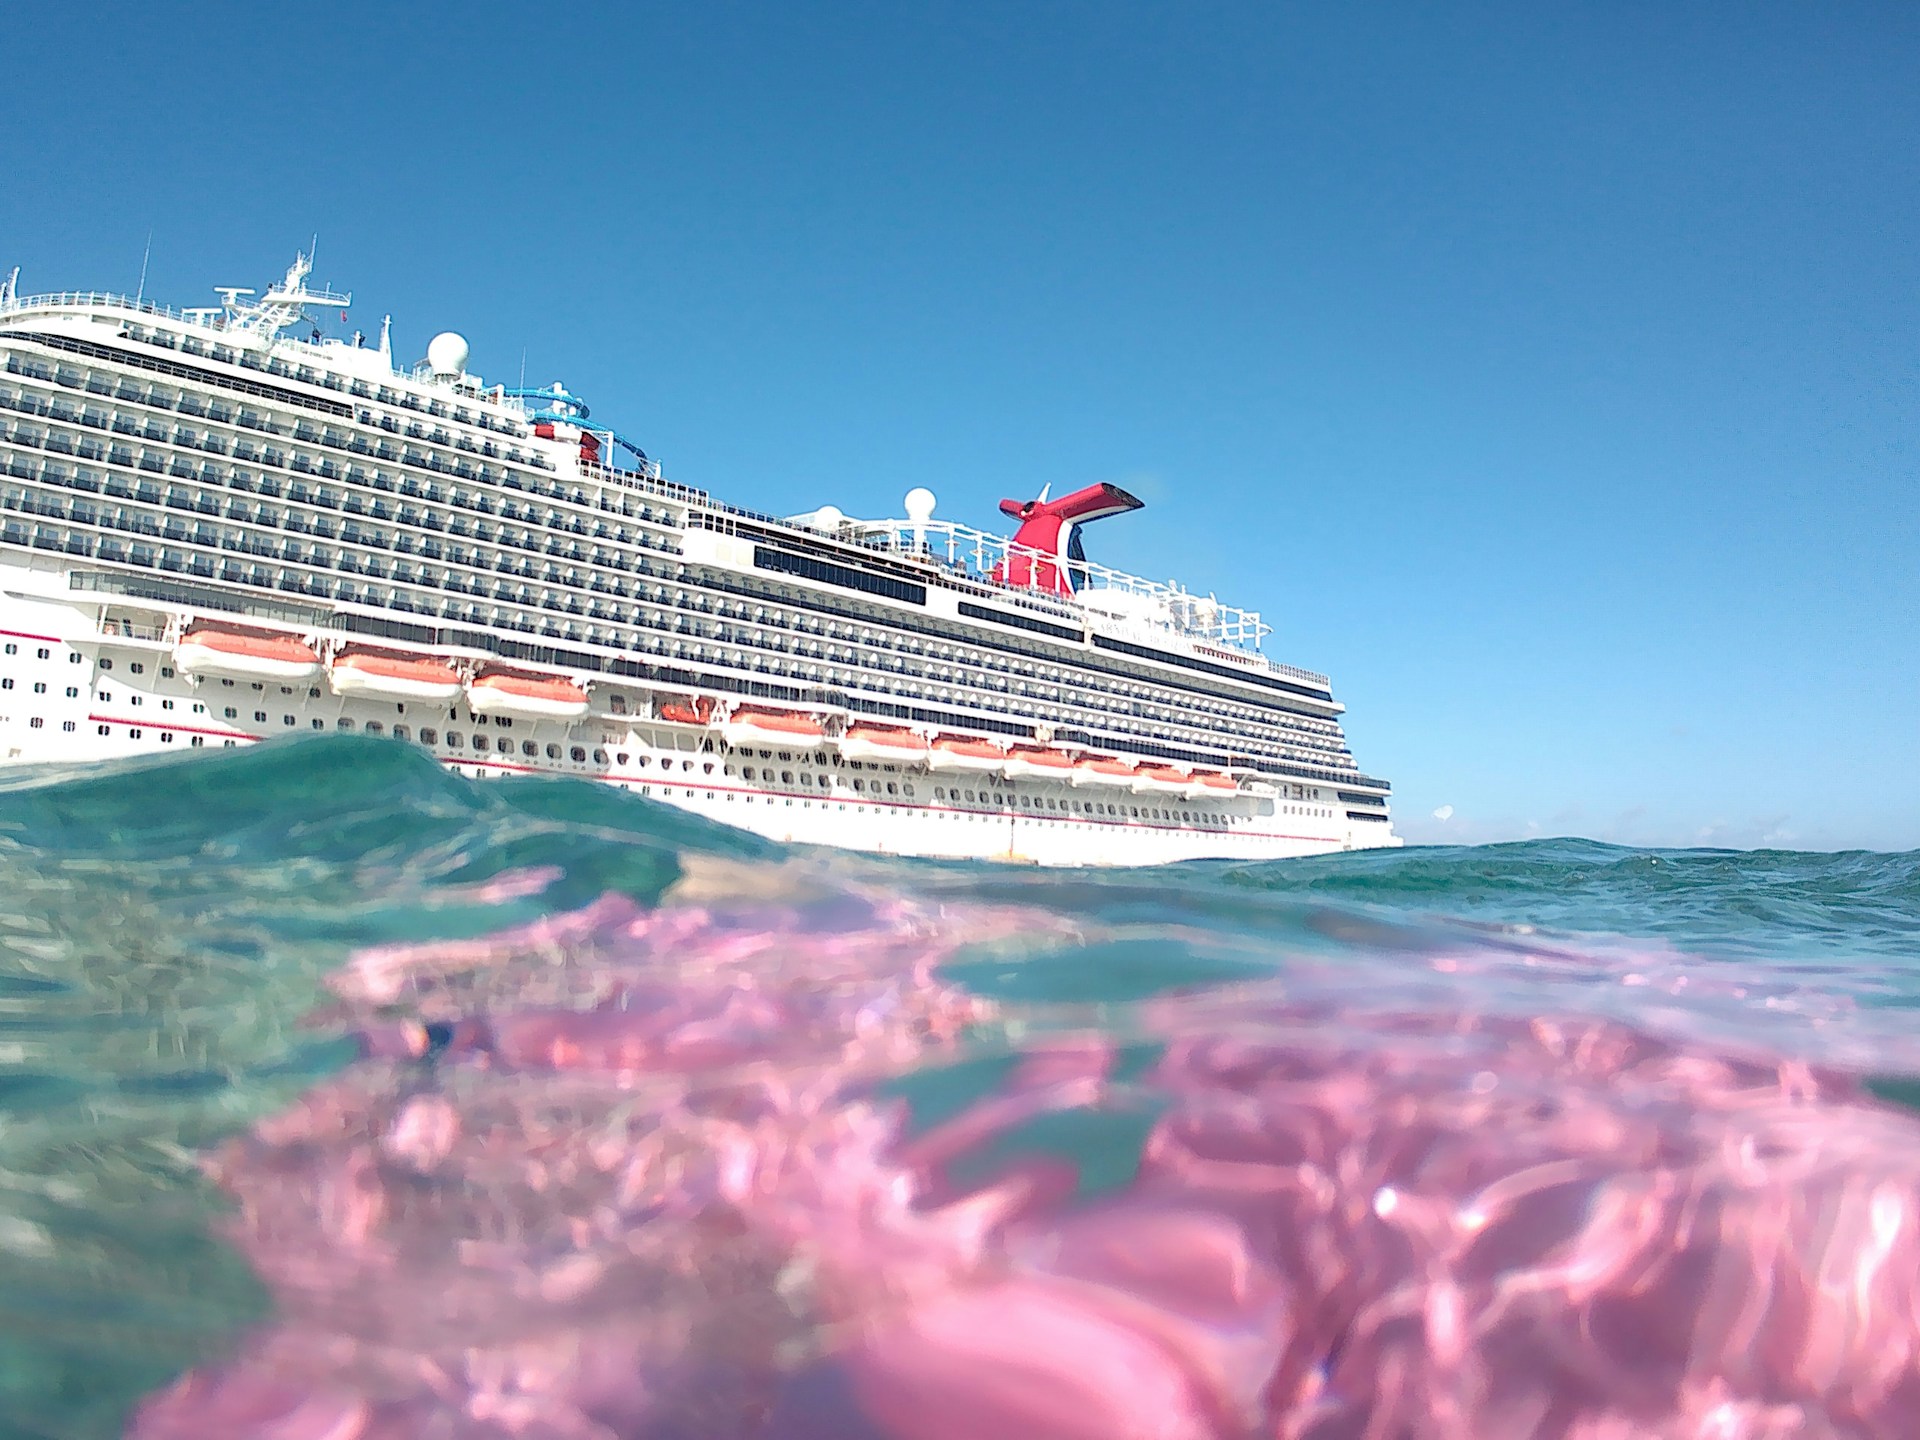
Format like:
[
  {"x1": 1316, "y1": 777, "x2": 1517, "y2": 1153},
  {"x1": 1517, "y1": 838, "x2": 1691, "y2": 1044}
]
[
  {"x1": 426, "y1": 331, "x2": 470, "y2": 376},
  {"x1": 903, "y1": 487, "x2": 937, "y2": 523}
]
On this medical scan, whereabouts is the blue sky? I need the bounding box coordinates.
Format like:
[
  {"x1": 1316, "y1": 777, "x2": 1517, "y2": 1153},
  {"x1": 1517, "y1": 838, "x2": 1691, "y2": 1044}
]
[{"x1": 4, "y1": 3, "x2": 1914, "y2": 850}]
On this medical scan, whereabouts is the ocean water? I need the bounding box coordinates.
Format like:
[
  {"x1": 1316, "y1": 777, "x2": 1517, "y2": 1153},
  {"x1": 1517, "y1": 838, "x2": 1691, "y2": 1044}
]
[{"x1": 0, "y1": 736, "x2": 1916, "y2": 1438}]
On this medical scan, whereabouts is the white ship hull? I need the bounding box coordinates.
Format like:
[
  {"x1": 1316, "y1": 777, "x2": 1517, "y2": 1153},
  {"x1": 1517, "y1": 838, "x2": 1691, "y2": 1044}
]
[{"x1": 0, "y1": 561, "x2": 1390, "y2": 866}]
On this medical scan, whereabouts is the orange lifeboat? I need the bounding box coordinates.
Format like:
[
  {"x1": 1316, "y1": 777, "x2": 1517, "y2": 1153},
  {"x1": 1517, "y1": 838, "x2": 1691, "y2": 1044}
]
[
  {"x1": 173, "y1": 626, "x2": 321, "y2": 682},
  {"x1": 1130, "y1": 764, "x2": 1191, "y2": 797},
  {"x1": 1186, "y1": 770, "x2": 1240, "y2": 799},
  {"x1": 329, "y1": 649, "x2": 464, "y2": 703},
  {"x1": 721, "y1": 706, "x2": 827, "y2": 749},
  {"x1": 1070, "y1": 756, "x2": 1138, "y2": 789},
  {"x1": 656, "y1": 695, "x2": 715, "y2": 726},
  {"x1": 926, "y1": 735, "x2": 1007, "y2": 774},
  {"x1": 838, "y1": 723, "x2": 929, "y2": 765},
  {"x1": 1000, "y1": 744, "x2": 1076, "y2": 783},
  {"x1": 467, "y1": 671, "x2": 590, "y2": 720}
]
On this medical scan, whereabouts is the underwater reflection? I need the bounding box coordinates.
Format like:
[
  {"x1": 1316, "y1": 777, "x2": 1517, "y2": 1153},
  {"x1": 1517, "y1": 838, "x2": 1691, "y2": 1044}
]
[{"x1": 127, "y1": 868, "x2": 1920, "y2": 1439}]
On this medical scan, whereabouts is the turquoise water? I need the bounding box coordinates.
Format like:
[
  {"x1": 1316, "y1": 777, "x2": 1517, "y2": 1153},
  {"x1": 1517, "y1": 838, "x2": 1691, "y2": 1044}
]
[{"x1": 0, "y1": 737, "x2": 1916, "y2": 1438}]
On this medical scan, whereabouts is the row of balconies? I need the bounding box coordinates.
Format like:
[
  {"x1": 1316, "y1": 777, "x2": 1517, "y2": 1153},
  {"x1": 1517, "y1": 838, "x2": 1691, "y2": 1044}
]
[{"x1": 1, "y1": 440, "x2": 1354, "y2": 763}]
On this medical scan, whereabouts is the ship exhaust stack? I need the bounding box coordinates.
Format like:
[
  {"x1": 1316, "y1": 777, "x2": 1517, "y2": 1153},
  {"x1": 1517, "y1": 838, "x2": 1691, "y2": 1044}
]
[{"x1": 995, "y1": 482, "x2": 1143, "y2": 594}]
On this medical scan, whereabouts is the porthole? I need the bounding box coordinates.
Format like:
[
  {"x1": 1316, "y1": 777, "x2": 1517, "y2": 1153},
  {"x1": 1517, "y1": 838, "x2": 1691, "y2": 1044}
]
[{"x1": 593, "y1": 749, "x2": 609, "y2": 765}]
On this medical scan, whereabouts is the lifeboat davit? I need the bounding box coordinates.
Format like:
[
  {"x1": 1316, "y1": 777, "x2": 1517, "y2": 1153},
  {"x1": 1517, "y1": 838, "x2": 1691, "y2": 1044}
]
[
  {"x1": 173, "y1": 627, "x2": 321, "y2": 682},
  {"x1": 1070, "y1": 756, "x2": 1138, "y2": 788},
  {"x1": 926, "y1": 735, "x2": 1007, "y2": 774},
  {"x1": 329, "y1": 650, "x2": 464, "y2": 703},
  {"x1": 1001, "y1": 745, "x2": 1076, "y2": 782},
  {"x1": 1186, "y1": 770, "x2": 1240, "y2": 799},
  {"x1": 721, "y1": 707, "x2": 826, "y2": 749},
  {"x1": 467, "y1": 671, "x2": 590, "y2": 720},
  {"x1": 1242, "y1": 779, "x2": 1280, "y2": 799},
  {"x1": 656, "y1": 695, "x2": 715, "y2": 726},
  {"x1": 1131, "y1": 765, "x2": 1191, "y2": 796},
  {"x1": 838, "y1": 724, "x2": 929, "y2": 765}
]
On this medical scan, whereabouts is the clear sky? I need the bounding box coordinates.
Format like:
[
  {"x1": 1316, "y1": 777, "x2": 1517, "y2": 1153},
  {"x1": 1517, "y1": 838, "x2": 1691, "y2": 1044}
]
[{"x1": 4, "y1": 3, "x2": 1914, "y2": 850}]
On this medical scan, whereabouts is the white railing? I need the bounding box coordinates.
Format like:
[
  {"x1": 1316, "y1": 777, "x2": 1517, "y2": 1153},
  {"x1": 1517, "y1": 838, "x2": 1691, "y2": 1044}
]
[
  {"x1": 835, "y1": 515, "x2": 1275, "y2": 653},
  {"x1": 0, "y1": 290, "x2": 205, "y2": 325}
]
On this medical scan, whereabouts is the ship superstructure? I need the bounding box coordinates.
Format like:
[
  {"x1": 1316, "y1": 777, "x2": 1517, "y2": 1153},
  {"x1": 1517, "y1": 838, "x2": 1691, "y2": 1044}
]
[{"x1": 0, "y1": 255, "x2": 1397, "y2": 864}]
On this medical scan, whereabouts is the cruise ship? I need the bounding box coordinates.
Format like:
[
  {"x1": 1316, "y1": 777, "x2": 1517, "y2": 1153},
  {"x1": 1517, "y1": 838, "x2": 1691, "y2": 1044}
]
[{"x1": 0, "y1": 255, "x2": 1397, "y2": 865}]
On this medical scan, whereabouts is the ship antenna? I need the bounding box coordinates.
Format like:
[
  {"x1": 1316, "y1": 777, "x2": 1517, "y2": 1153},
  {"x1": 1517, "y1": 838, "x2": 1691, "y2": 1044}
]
[
  {"x1": 135, "y1": 229, "x2": 153, "y2": 304},
  {"x1": 0, "y1": 268, "x2": 16, "y2": 306},
  {"x1": 376, "y1": 315, "x2": 392, "y2": 363}
]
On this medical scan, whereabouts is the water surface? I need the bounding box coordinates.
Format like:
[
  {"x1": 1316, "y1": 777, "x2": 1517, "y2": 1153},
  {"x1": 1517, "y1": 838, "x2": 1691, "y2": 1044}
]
[{"x1": 1, "y1": 737, "x2": 1916, "y2": 1437}]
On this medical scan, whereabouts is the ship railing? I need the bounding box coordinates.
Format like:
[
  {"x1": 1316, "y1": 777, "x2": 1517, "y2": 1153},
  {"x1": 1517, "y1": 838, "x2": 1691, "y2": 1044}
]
[
  {"x1": 684, "y1": 504, "x2": 1295, "y2": 660},
  {"x1": 576, "y1": 460, "x2": 709, "y2": 508},
  {"x1": 843, "y1": 516, "x2": 1277, "y2": 654},
  {"x1": 0, "y1": 291, "x2": 212, "y2": 326}
]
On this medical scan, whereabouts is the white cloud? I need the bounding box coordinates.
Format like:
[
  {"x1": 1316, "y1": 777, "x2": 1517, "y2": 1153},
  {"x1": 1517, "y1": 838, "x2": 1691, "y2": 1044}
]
[{"x1": 1432, "y1": 804, "x2": 1454, "y2": 822}]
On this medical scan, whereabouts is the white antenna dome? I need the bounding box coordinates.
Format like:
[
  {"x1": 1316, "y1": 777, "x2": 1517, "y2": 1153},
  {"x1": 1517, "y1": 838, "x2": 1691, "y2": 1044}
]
[
  {"x1": 904, "y1": 487, "x2": 937, "y2": 523},
  {"x1": 426, "y1": 331, "x2": 470, "y2": 376}
]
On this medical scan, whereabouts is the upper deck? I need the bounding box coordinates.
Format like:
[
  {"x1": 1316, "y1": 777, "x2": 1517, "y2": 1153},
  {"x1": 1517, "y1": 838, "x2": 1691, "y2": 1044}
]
[{"x1": 0, "y1": 259, "x2": 1321, "y2": 685}]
